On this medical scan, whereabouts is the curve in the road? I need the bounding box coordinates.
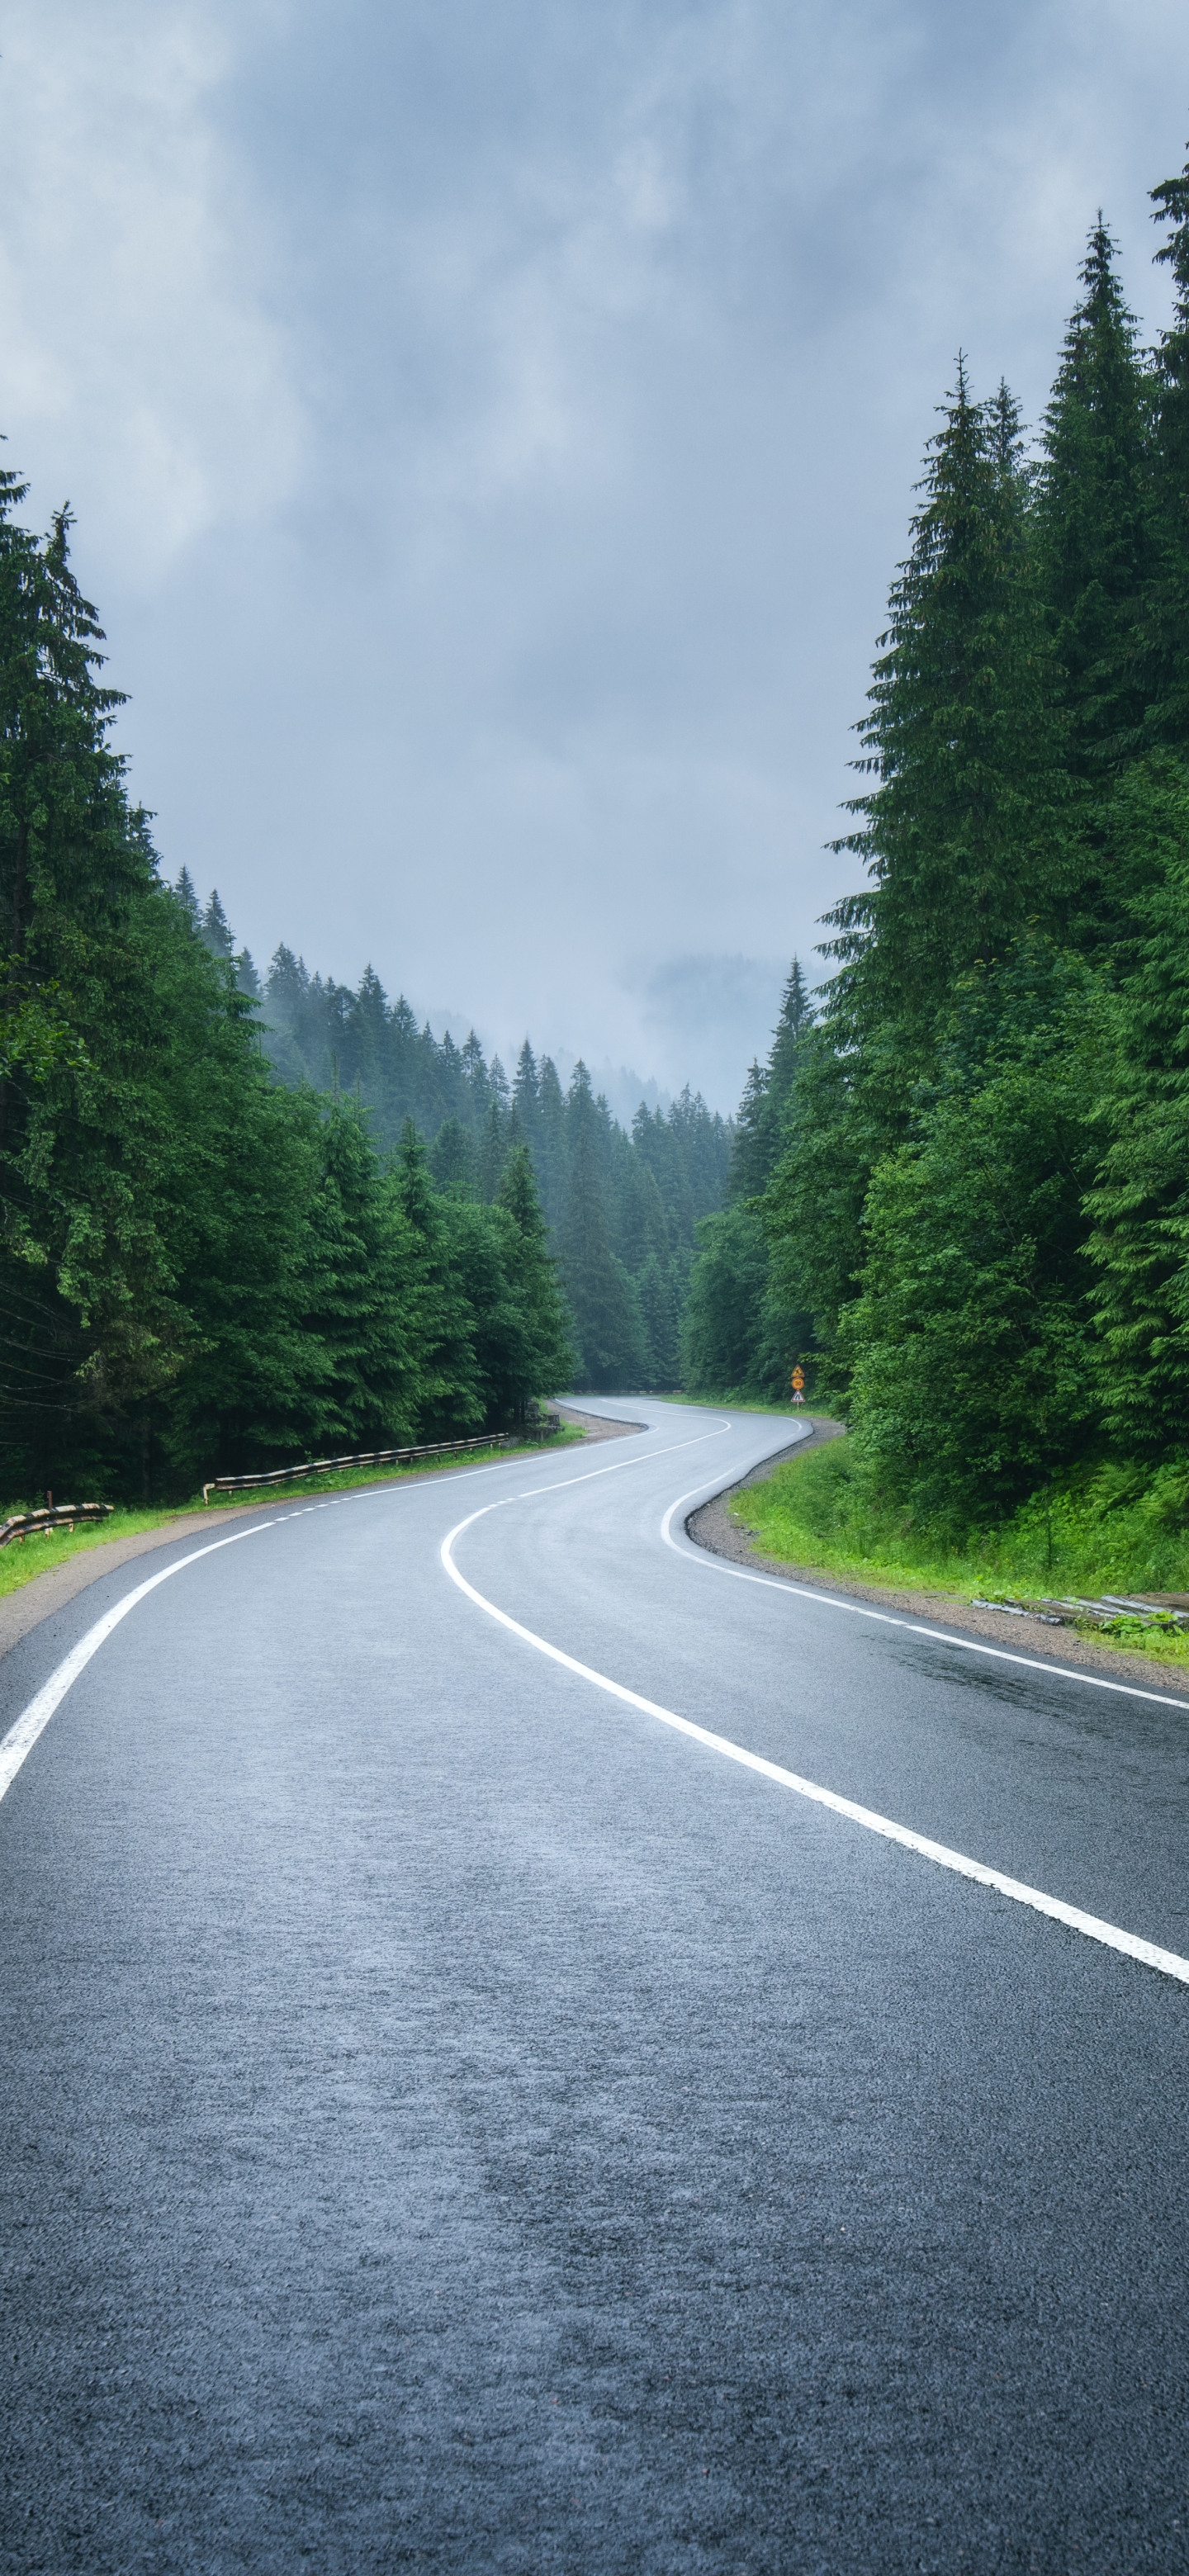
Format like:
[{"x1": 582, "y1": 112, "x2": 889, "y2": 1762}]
[{"x1": 441, "y1": 1429, "x2": 1189, "y2": 1989}]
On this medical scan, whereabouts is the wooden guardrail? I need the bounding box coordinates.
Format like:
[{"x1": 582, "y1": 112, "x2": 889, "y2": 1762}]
[
  {"x1": 0, "y1": 1502, "x2": 115, "y2": 1551},
  {"x1": 201, "y1": 1423, "x2": 560, "y2": 1506}
]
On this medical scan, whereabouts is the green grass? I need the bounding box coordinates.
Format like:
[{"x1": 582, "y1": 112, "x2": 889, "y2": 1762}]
[
  {"x1": 0, "y1": 1503, "x2": 183, "y2": 1601},
  {"x1": 0, "y1": 1428, "x2": 585, "y2": 1604},
  {"x1": 734, "y1": 1437, "x2": 1189, "y2": 1669}
]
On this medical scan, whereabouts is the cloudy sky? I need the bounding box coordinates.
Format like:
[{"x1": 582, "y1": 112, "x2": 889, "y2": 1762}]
[{"x1": 2, "y1": 2, "x2": 1187, "y2": 1107}]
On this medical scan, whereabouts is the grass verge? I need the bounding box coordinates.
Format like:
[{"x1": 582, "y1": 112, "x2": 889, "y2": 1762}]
[
  {"x1": 733, "y1": 1434, "x2": 1189, "y2": 1670},
  {"x1": 0, "y1": 1428, "x2": 585, "y2": 1606}
]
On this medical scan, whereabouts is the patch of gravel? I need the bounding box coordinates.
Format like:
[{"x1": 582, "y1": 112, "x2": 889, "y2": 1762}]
[{"x1": 687, "y1": 1418, "x2": 1189, "y2": 1702}]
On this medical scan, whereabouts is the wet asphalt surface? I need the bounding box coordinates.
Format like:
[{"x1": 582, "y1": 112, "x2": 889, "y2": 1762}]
[{"x1": 2, "y1": 1399, "x2": 1189, "y2": 2574}]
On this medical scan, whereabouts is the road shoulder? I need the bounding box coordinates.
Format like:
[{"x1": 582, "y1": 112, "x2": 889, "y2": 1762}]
[{"x1": 687, "y1": 1420, "x2": 1189, "y2": 1699}]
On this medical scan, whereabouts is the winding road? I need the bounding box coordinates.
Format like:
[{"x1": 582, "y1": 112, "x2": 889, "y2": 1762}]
[{"x1": 2, "y1": 1397, "x2": 1189, "y2": 2572}]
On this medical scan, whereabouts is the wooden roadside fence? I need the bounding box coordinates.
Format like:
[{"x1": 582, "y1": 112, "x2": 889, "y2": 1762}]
[{"x1": 201, "y1": 1423, "x2": 561, "y2": 1507}]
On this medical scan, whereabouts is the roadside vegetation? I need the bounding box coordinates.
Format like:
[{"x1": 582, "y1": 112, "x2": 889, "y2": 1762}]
[
  {"x1": 685, "y1": 144, "x2": 1189, "y2": 1616},
  {"x1": 0, "y1": 465, "x2": 724, "y2": 1507},
  {"x1": 737, "y1": 1437, "x2": 1189, "y2": 1668}
]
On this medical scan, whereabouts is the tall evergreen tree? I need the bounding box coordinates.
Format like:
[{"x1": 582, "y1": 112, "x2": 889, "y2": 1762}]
[
  {"x1": 1036, "y1": 220, "x2": 1152, "y2": 775},
  {"x1": 727, "y1": 958, "x2": 813, "y2": 1200},
  {"x1": 392, "y1": 1121, "x2": 482, "y2": 1431},
  {"x1": 560, "y1": 1102, "x2": 645, "y2": 1390},
  {"x1": 291, "y1": 1101, "x2": 422, "y2": 1451},
  {"x1": 513, "y1": 1039, "x2": 542, "y2": 1155},
  {"x1": 495, "y1": 1143, "x2": 575, "y2": 1405},
  {"x1": 824, "y1": 363, "x2": 1069, "y2": 1045},
  {"x1": 201, "y1": 889, "x2": 234, "y2": 960}
]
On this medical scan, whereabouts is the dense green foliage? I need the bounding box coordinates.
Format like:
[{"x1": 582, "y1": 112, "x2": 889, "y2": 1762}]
[
  {"x1": 716, "y1": 149, "x2": 1189, "y2": 1551},
  {"x1": 190, "y1": 889, "x2": 729, "y2": 1395},
  {"x1": 681, "y1": 961, "x2": 816, "y2": 1399},
  {"x1": 738, "y1": 1439, "x2": 1189, "y2": 1649},
  {"x1": 0, "y1": 459, "x2": 730, "y2": 1496},
  {"x1": 0, "y1": 495, "x2": 586, "y2": 1499}
]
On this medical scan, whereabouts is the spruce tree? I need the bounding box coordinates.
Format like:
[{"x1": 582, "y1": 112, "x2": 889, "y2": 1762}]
[
  {"x1": 429, "y1": 1115, "x2": 480, "y2": 1199},
  {"x1": 201, "y1": 889, "x2": 234, "y2": 959},
  {"x1": 560, "y1": 1109, "x2": 644, "y2": 1389},
  {"x1": 495, "y1": 1143, "x2": 575, "y2": 1404},
  {"x1": 727, "y1": 958, "x2": 813, "y2": 1200},
  {"x1": 825, "y1": 363, "x2": 1069, "y2": 1044},
  {"x1": 513, "y1": 1039, "x2": 542, "y2": 1155},
  {"x1": 289, "y1": 1101, "x2": 422, "y2": 1451},
  {"x1": 1036, "y1": 219, "x2": 1152, "y2": 774},
  {"x1": 392, "y1": 1121, "x2": 482, "y2": 1430},
  {"x1": 535, "y1": 1054, "x2": 567, "y2": 1232},
  {"x1": 727, "y1": 1061, "x2": 768, "y2": 1200}
]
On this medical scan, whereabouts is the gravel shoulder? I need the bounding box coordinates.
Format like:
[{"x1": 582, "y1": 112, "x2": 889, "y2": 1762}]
[{"x1": 688, "y1": 1418, "x2": 1189, "y2": 1702}]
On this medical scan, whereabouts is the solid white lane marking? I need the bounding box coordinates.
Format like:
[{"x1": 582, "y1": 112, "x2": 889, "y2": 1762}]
[
  {"x1": 0, "y1": 1415, "x2": 737, "y2": 1816},
  {"x1": 441, "y1": 1496, "x2": 1189, "y2": 1987},
  {"x1": 658, "y1": 1482, "x2": 1189, "y2": 1714},
  {"x1": 0, "y1": 1522, "x2": 276, "y2": 1807}
]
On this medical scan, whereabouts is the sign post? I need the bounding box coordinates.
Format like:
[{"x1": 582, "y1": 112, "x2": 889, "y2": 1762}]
[{"x1": 790, "y1": 1366, "x2": 805, "y2": 1408}]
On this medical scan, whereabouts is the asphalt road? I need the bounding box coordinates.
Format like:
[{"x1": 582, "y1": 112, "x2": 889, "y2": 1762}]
[{"x1": 2, "y1": 1396, "x2": 1189, "y2": 2574}]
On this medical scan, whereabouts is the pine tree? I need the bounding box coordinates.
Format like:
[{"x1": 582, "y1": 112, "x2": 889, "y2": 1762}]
[
  {"x1": 535, "y1": 1054, "x2": 567, "y2": 1233},
  {"x1": 513, "y1": 1039, "x2": 541, "y2": 1156},
  {"x1": 727, "y1": 958, "x2": 813, "y2": 1200},
  {"x1": 637, "y1": 1249, "x2": 680, "y2": 1387},
  {"x1": 824, "y1": 363, "x2": 1069, "y2": 1044},
  {"x1": 201, "y1": 889, "x2": 234, "y2": 960},
  {"x1": 495, "y1": 1143, "x2": 575, "y2": 1405},
  {"x1": 392, "y1": 1121, "x2": 482, "y2": 1430},
  {"x1": 292, "y1": 1101, "x2": 421, "y2": 1450},
  {"x1": 429, "y1": 1115, "x2": 480, "y2": 1199},
  {"x1": 1036, "y1": 219, "x2": 1152, "y2": 774},
  {"x1": 479, "y1": 1093, "x2": 509, "y2": 1200},
  {"x1": 727, "y1": 1062, "x2": 768, "y2": 1200},
  {"x1": 173, "y1": 867, "x2": 201, "y2": 930},
  {"x1": 560, "y1": 1107, "x2": 644, "y2": 1389}
]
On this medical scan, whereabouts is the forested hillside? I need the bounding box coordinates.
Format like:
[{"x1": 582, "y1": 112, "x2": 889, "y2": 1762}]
[
  {"x1": 691, "y1": 147, "x2": 1189, "y2": 1548},
  {"x1": 0, "y1": 476, "x2": 728, "y2": 1503},
  {"x1": 183, "y1": 880, "x2": 729, "y2": 1398}
]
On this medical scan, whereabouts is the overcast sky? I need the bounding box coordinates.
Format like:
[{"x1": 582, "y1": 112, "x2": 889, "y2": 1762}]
[{"x1": 2, "y1": 2, "x2": 1187, "y2": 1108}]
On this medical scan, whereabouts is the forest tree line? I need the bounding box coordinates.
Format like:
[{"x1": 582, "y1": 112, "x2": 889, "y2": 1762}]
[
  {"x1": 188, "y1": 880, "x2": 730, "y2": 1402},
  {"x1": 0, "y1": 482, "x2": 728, "y2": 1504},
  {"x1": 685, "y1": 145, "x2": 1189, "y2": 1539}
]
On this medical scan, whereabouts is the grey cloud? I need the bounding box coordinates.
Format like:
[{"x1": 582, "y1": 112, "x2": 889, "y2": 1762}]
[{"x1": 4, "y1": 0, "x2": 1187, "y2": 1115}]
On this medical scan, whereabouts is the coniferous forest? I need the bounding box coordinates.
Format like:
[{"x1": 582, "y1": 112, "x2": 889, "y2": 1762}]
[
  {"x1": 0, "y1": 505, "x2": 728, "y2": 1501},
  {"x1": 685, "y1": 148, "x2": 1189, "y2": 1550},
  {"x1": 11, "y1": 142, "x2": 1189, "y2": 1532}
]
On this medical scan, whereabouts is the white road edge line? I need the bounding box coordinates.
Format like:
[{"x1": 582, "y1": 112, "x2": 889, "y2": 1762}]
[
  {"x1": 0, "y1": 1418, "x2": 733, "y2": 1813},
  {"x1": 440, "y1": 1485, "x2": 1189, "y2": 1989},
  {"x1": 0, "y1": 1522, "x2": 276, "y2": 1807},
  {"x1": 659, "y1": 1479, "x2": 1189, "y2": 1715}
]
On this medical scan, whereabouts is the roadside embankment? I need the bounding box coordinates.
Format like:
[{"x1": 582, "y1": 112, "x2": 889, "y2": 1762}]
[{"x1": 689, "y1": 1422, "x2": 1189, "y2": 1697}]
